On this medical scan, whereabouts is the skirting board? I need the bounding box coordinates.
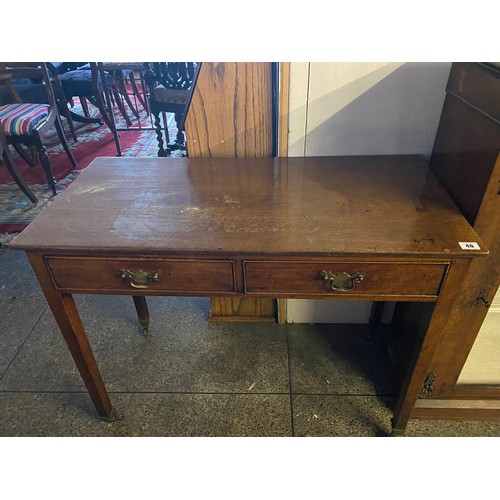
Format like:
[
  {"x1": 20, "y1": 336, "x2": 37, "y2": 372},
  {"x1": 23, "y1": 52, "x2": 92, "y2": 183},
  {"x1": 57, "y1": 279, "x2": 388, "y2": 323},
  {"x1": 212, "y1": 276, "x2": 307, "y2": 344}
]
[{"x1": 412, "y1": 399, "x2": 500, "y2": 421}]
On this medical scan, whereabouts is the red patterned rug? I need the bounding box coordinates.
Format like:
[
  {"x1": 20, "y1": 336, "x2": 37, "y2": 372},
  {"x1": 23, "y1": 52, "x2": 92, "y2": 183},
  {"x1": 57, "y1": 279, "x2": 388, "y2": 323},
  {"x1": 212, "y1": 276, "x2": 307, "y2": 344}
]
[{"x1": 0, "y1": 100, "x2": 179, "y2": 245}]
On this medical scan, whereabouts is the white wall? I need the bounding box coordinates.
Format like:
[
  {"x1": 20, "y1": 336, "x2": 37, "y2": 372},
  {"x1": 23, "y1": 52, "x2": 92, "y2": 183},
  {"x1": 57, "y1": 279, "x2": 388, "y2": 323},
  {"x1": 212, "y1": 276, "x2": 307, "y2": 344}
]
[
  {"x1": 286, "y1": 62, "x2": 451, "y2": 324},
  {"x1": 459, "y1": 288, "x2": 500, "y2": 384}
]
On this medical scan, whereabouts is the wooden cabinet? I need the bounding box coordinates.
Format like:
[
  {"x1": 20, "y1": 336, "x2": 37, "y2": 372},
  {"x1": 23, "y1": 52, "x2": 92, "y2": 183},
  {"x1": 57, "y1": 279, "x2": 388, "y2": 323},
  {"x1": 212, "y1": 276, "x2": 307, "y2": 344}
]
[{"x1": 391, "y1": 63, "x2": 500, "y2": 421}]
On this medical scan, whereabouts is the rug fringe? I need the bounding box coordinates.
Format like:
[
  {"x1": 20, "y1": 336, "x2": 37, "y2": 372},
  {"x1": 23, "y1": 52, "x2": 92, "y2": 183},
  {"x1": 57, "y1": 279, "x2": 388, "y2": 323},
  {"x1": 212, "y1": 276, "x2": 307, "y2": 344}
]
[{"x1": 0, "y1": 232, "x2": 19, "y2": 248}]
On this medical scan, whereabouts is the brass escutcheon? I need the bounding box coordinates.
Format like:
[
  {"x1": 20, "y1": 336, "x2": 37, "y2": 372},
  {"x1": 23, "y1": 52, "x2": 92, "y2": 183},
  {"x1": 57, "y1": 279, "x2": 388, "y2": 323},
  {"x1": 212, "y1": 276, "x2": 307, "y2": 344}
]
[
  {"x1": 320, "y1": 270, "x2": 366, "y2": 292},
  {"x1": 474, "y1": 289, "x2": 491, "y2": 308},
  {"x1": 120, "y1": 269, "x2": 160, "y2": 289},
  {"x1": 418, "y1": 371, "x2": 437, "y2": 399}
]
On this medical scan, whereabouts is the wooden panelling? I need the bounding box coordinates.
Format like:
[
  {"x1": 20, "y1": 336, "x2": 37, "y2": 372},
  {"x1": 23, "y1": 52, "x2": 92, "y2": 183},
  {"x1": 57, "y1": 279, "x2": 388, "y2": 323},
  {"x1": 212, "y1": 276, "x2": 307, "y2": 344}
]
[
  {"x1": 277, "y1": 62, "x2": 291, "y2": 324},
  {"x1": 185, "y1": 62, "x2": 276, "y2": 321},
  {"x1": 278, "y1": 62, "x2": 290, "y2": 158},
  {"x1": 185, "y1": 62, "x2": 273, "y2": 158},
  {"x1": 207, "y1": 297, "x2": 276, "y2": 323}
]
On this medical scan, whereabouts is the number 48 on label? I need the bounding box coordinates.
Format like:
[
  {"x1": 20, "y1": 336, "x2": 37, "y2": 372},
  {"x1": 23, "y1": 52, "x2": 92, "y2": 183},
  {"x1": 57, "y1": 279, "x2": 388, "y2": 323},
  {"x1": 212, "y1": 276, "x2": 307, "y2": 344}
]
[{"x1": 459, "y1": 242, "x2": 481, "y2": 250}]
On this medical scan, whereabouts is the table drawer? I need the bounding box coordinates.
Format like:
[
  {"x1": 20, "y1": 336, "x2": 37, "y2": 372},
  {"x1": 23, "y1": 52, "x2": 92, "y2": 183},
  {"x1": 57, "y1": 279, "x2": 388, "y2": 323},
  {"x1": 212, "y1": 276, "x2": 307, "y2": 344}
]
[
  {"x1": 46, "y1": 257, "x2": 236, "y2": 294},
  {"x1": 244, "y1": 261, "x2": 448, "y2": 298}
]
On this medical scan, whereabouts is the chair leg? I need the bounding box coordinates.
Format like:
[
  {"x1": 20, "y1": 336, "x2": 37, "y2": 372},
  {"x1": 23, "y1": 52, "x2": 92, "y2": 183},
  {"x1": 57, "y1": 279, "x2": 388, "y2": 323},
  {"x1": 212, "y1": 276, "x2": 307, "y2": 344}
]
[
  {"x1": 112, "y1": 88, "x2": 133, "y2": 127},
  {"x1": 80, "y1": 96, "x2": 91, "y2": 117},
  {"x1": 174, "y1": 112, "x2": 185, "y2": 147},
  {"x1": 1, "y1": 150, "x2": 38, "y2": 203},
  {"x1": 58, "y1": 101, "x2": 78, "y2": 142},
  {"x1": 36, "y1": 143, "x2": 57, "y2": 197},
  {"x1": 130, "y1": 72, "x2": 149, "y2": 114},
  {"x1": 153, "y1": 112, "x2": 170, "y2": 157},
  {"x1": 94, "y1": 91, "x2": 122, "y2": 156},
  {"x1": 116, "y1": 78, "x2": 140, "y2": 121},
  {"x1": 161, "y1": 111, "x2": 170, "y2": 145},
  {"x1": 54, "y1": 116, "x2": 77, "y2": 168},
  {"x1": 12, "y1": 143, "x2": 37, "y2": 167},
  {"x1": 86, "y1": 58, "x2": 123, "y2": 153},
  {"x1": 132, "y1": 296, "x2": 150, "y2": 334}
]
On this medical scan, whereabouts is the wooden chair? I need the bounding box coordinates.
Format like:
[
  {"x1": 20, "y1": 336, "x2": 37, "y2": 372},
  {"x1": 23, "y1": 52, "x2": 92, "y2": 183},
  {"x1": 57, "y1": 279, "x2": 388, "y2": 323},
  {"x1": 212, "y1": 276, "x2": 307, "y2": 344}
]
[
  {"x1": 100, "y1": 63, "x2": 150, "y2": 123},
  {"x1": 0, "y1": 62, "x2": 77, "y2": 143},
  {"x1": 143, "y1": 62, "x2": 201, "y2": 156},
  {"x1": 0, "y1": 63, "x2": 77, "y2": 197},
  {"x1": 0, "y1": 125, "x2": 38, "y2": 203},
  {"x1": 57, "y1": 63, "x2": 127, "y2": 156}
]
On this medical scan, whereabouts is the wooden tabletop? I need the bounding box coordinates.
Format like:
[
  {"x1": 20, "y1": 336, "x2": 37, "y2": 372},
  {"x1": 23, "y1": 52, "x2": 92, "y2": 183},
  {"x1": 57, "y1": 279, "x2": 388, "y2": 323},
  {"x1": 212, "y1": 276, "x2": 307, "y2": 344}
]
[{"x1": 11, "y1": 156, "x2": 488, "y2": 258}]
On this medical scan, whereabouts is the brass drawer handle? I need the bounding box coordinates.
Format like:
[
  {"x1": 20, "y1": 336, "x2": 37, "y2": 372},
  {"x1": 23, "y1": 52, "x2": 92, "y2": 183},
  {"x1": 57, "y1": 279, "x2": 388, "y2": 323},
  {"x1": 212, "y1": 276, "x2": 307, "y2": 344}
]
[
  {"x1": 320, "y1": 270, "x2": 366, "y2": 292},
  {"x1": 120, "y1": 269, "x2": 160, "y2": 289}
]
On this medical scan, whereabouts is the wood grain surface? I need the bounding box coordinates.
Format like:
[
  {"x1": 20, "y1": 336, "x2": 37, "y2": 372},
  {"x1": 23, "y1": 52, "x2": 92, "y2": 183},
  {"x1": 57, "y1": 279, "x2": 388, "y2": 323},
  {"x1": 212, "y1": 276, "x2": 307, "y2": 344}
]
[
  {"x1": 11, "y1": 155, "x2": 487, "y2": 259},
  {"x1": 184, "y1": 62, "x2": 273, "y2": 158}
]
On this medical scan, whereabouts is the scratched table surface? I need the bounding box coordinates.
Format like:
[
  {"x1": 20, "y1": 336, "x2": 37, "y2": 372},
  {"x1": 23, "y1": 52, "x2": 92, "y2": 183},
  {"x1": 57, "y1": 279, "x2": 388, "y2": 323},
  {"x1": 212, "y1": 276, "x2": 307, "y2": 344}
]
[{"x1": 11, "y1": 156, "x2": 487, "y2": 258}]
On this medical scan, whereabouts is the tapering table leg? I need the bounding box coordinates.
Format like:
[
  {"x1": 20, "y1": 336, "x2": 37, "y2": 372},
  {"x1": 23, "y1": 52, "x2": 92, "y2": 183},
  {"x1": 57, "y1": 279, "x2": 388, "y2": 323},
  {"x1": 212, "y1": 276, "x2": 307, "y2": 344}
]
[
  {"x1": 132, "y1": 296, "x2": 150, "y2": 334},
  {"x1": 27, "y1": 252, "x2": 117, "y2": 420}
]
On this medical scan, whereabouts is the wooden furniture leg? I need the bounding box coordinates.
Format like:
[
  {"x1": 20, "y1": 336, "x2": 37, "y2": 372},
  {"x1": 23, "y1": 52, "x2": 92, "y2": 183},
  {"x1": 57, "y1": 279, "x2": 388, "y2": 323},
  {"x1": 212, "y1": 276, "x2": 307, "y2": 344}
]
[
  {"x1": 36, "y1": 143, "x2": 57, "y2": 196},
  {"x1": 368, "y1": 301, "x2": 385, "y2": 339},
  {"x1": 12, "y1": 143, "x2": 36, "y2": 167},
  {"x1": 130, "y1": 71, "x2": 149, "y2": 114},
  {"x1": 1, "y1": 148, "x2": 38, "y2": 203},
  {"x1": 54, "y1": 116, "x2": 77, "y2": 168},
  {"x1": 111, "y1": 87, "x2": 133, "y2": 127},
  {"x1": 56, "y1": 101, "x2": 78, "y2": 142},
  {"x1": 80, "y1": 96, "x2": 91, "y2": 117},
  {"x1": 391, "y1": 259, "x2": 472, "y2": 434},
  {"x1": 27, "y1": 252, "x2": 118, "y2": 421},
  {"x1": 153, "y1": 112, "x2": 170, "y2": 157},
  {"x1": 132, "y1": 296, "x2": 150, "y2": 334},
  {"x1": 115, "y1": 75, "x2": 141, "y2": 122}
]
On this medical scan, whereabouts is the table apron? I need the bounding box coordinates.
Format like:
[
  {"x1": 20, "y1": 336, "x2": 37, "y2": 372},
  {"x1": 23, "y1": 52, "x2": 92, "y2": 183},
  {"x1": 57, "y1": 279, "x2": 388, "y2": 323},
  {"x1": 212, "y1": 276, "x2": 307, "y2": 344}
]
[{"x1": 43, "y1": 254, "x2": 450, "y2": 301}]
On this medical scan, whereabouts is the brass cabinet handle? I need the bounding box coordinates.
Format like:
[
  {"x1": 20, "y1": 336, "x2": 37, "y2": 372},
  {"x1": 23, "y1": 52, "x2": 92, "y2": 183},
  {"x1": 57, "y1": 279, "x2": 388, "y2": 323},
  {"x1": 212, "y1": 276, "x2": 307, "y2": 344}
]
[
  {"x1": 320, "y1": 270, "x2": 366, "y2": 292},
  {"x1": 120, "y1": 269, "x2": 160, "y2": 289}
]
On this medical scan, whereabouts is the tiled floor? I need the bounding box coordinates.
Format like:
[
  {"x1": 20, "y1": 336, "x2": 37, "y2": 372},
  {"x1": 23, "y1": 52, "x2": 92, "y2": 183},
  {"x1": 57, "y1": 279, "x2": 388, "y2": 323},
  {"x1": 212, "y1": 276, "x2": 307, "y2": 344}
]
[{"x1": 1, "y1": 247, "x2": 499, "y2": 437}]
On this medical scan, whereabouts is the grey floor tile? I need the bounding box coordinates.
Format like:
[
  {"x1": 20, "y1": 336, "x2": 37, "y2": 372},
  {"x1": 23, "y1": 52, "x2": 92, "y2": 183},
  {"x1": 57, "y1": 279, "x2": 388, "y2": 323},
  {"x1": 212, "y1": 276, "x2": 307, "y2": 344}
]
[
  {"x1": 0, "y1": 306, "x2": 86, "y2": 391},
  {"x1": 292, "y1": 394, "x2": 394, "y2": 436},
  {"x1": 288, "y1": 323, "x2": 397, "y2": 396},
  {"x1": 0, "y1": 249, "x2": 47, "y2": 376},
  {"x1": 0, "y1": 294, "x2": 290, "y2": 394},
  {"x1": 0, "y1": 392, "x2": 292, "y2": 437},
  {"x1": 403, "y1": 419, "x2": 500, "y2": 437}
]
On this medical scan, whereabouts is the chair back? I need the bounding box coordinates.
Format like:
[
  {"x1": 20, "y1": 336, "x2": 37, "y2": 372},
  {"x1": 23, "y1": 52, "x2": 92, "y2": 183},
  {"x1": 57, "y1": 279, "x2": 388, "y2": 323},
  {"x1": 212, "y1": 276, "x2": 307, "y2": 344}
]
[
  {"x1": 144, "y1": 62, "x2": 201, "y2": 118},
  {"x1": 0, "y1": 63, "x2": 58, "y2": 112},
  {"x1": 145, "y1": 63, "x2": 199, "y2": 90},
  {"x1": 0, "y1": 61, "x2": 77, "y2": 197}
]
